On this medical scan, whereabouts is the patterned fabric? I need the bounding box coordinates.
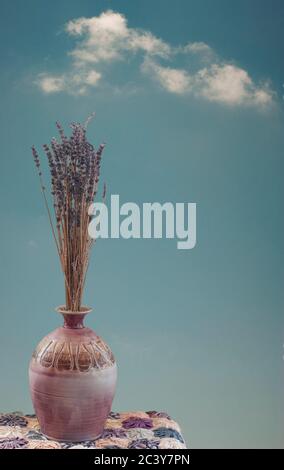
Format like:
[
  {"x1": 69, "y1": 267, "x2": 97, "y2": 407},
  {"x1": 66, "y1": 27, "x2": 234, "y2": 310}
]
[{"x1": 0, "y1": 411, "x2": 187, "y2": 449}]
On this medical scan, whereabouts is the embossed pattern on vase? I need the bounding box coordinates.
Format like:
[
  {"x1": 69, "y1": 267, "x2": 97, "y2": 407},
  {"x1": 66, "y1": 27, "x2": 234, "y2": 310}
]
[{"x1": 33, "y1": 335, "x2": 115, "y2": 372}]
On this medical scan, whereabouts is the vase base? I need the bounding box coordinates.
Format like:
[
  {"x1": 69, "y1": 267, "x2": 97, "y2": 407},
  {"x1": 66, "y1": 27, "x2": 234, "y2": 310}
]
[{"x1": 42, "y1": 432, "x2": 102, "y2": 443}]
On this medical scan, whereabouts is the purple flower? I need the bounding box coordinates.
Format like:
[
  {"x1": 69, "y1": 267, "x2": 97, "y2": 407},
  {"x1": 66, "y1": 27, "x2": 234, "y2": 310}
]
[
  {"x1": 100, "y1": 428, "x2": 127, "y2": 439},
  {"x1": 108, "y1": 411, "x2": 120, "y2": 419},
  {"x1": 153, "y1": 427, "x2": 184, "y2": 443},
  {"x1": 26, "y1": 430, "x2": 45, "y2": 441},
  {"x1": 128, "y1": 439, "x2": 160, "y2": 449},
  {"x1": 0, "y1": 437, "x2": 28, "y2": 449},
  {"x1": 61, "y1": 440, "x2": 96, "y2": 449},
  {"x1": 0, "y1": 413, "x2": 28, "y2": 427},
  {"x1": 122, "y1": 417, "x2": 153, "y2": 429},
  {"x1": 146, "y1": 411, "x2": 172, "y2": 420}
]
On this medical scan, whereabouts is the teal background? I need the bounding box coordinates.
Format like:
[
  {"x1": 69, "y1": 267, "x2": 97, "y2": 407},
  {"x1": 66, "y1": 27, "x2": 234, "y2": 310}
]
[{"x1": 0, "y1": 0, "x2": 283, "y2": 448}]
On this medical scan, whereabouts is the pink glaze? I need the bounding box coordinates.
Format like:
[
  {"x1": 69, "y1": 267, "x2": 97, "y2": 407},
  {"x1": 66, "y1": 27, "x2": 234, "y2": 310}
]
[{"x1": 29, "y1": 307, "x2": 117, "y2": 442}]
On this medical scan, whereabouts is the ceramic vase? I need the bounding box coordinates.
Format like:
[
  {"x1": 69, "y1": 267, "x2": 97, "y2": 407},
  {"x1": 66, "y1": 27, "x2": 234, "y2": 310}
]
[{"x1": 29, "y1": 306, "x2": 117, "y2": 442}]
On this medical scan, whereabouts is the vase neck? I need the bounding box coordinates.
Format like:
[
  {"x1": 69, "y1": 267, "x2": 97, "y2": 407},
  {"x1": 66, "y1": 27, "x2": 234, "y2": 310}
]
[
  {"x1": 62, "y1": 313, "x2": 86, "y2": 329},
  {"x1": 56, "y1": 306, "x2": 92, "y2": 329}
]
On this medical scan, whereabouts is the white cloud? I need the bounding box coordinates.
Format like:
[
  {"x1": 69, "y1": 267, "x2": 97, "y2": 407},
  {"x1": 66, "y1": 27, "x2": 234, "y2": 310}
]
[
  {"x1": 142, "y1": 57, "x2": 273, "y2": 107},
  {"x1": 35, "y1": 10, "x2": 275, "y2": 108},
  {"x1": 128, "y1": 31, "x2": 171, "y2": 57},
  {"x1": 196, "y1": 64, "x2": 273, "y2": 106},
  {"x1": 66, "y1": 10, "x2": 170, "y2": 65},
  {"x1": 253, "y1": 86, "x2": 274, "y2": 106},
  {"x1": 183, "y1": 41, "x2": 213, "y2": 55},
  {"x1": 142, "y1": 60, "x2": 273, "y2": 107},
  {"x1": 197, "y1": 64, "x2": 252, "y2": 104},
  {"x1": 142, "y1": 59, "x2": 191, "y2": 94},
  {"x1": 83, "y1": 70, "x2": 101, "y2": 86},
  {"x1": 67, "y1": 12, "x2": 129, "y2": 63},
  {"x1": 37, "y1": 69, "x2": 101, "y2": 95},
  {"x1": 37, "y1": 74, "x2": 65, "y2": 94}
]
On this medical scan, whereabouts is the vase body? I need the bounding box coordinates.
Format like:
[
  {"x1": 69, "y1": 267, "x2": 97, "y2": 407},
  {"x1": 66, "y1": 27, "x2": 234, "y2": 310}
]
[{"x1": 29, "y1": 307, "x2": 117, "y2": 442}]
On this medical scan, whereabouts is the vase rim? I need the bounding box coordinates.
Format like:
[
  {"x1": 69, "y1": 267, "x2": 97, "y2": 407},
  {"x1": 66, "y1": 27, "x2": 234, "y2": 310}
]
[{"x1": 55, "y1": 305, "x2": 93, "y2": 315}]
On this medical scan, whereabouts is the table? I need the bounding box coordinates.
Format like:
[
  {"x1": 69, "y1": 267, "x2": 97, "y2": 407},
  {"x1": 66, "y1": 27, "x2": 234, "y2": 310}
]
[{"x1": 0, "y1": 411, "x2": 187, "y2": 449}]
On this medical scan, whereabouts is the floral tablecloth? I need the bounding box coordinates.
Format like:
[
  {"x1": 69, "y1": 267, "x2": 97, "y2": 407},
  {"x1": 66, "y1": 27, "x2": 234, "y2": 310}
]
[{"x1": 0, "y1": 411, "x2": 187, "y2": 449}]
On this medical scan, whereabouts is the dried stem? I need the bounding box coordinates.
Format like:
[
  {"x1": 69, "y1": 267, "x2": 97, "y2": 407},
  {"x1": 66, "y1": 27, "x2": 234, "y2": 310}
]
[{"x1": 32, "y1": 117, "x2": 105, "y2": 311}]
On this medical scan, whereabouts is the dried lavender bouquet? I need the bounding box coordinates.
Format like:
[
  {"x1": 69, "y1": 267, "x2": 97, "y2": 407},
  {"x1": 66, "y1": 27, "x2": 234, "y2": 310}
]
[{"x1": 32, "y1": 117, "x2": 105, "y2": 312}]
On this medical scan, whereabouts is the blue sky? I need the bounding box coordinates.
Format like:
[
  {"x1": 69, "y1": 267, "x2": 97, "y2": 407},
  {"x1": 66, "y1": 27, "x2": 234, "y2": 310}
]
[{"x1": 0, "y1": 0, "x2": 283, "y2": 448}]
